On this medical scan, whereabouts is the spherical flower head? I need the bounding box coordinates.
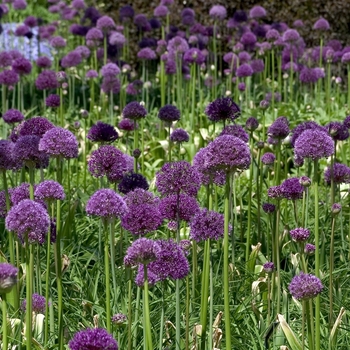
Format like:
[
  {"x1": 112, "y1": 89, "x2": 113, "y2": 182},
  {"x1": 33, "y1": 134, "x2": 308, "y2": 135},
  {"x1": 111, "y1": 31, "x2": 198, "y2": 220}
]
[
  {"x1": 294, "y1": 129, "x2": 334, "y2": 161},
  {"x1": 289, "y1": 273, "x2": 323, "y2": 300},
  {"x1": 35, "y1": 180, "x2": 65, "y2": 202},
  {"x1": 268, "y1": 117, "x2": 290, "y2": 140},
  {"x1": 96, "y1": 15, "x2": 116, "y2": 33},
  {"x1": 111, "y1": 313, "x2": 127, "y2": 326},
  {"x1": 299, "y1": 176, "x2": 311, "y2": 187},
  {"x1": 209, "y1": 5, "x2": 227, "y2": 20},
  {"x1": 0, "y1": 69, "x2": 19, "y2": 86},
  {"x1": 12, "y1": 57, "x2": 32, "y2": 75},
  {"x1": 159, "y1": 193, "x2": 199, "y2": 222},
  {"x1": 154, "y1": 5, "x2": 168, "y2": 17},
  {"x1": 118, "y1": 172, "x2": 149, "y2": 194},
  {"x1": 109, "y1": 31, "x2": 126, "y2": 47},
  {"x1": 0, "y1": 263, "x2": 18, "y2": 294},
  {"x1": 86, "y1": 27, "x2": 103, "y2": 42},
  {"x1": 190, "y1": 208, "x2": 228, "y2": 242},
  {"x1": 251, "y1": 59, "x2": 265, "y2": 73},
  {"x1": 10, "y1": 183, "x2": 31, "y2": 205},
  {"x1": 39, "y1": 127, "x2": 79, "y2": 159},
  {"x1": 342, "y1": 52, "x2": 350, "y2": 64},
  {"x1": 3, "y1": 109, "x2": 24, "y2": 124},
  {"x1": 124, "y1": 189, "x2": 159, "y2": 207},
  {"x1": 267, "y1": 185, "x2": 283, "y2": 200},
  {"x1": 170, "y1": 129, "x2": 189, "y2": 143},
  {"x1": 137, "y1": 48, "x2": 157, "y2": 60},
  {"x1": 13, "y1": 0, "x2": 27, "y2": 10},
  {"x1": 50, "y1": 36, "x2": 67, "y2": 49},
  {"x1": 101, "y1": 77, "x2": 121, "y2": 94},
  {"x1": 204, "y1": 135, "x2": 251, "y2": 174},
  {"x1": 0, "y1": 140, "x2": 18, "y2": 171},
  {"x1": 87, "y1": 122, "x2": 118, "y2": 144},
  {"x1": 236, "y1": 63, "x2": 253, "y2": 77},
  {"x1": 245, "y1": 117, "x2": 259, "y2": 132},
  {"x1": 61, "y1": 50, "x2": 82, "y2": 68},
  {"x1": 124, "y1": 238, "x2": 160, "y2": 266},
  {"x1": 158, "y1": 105, "x2": 181, "y2": 123},
  {"x1": 86, "y1": 189, "x2": 126, "y2": 221},
  {"x1": 5, "y1": 199, "x2": 49, "y2": 244},
  {"x1": 45, "y1": 94, "x2": 60, "y2": 108},
  {"x1": 118, "y1": 118, "x2": 137, "y2": 131},
  {"x1": 205, "y1": 97, "x2": 240, "y2": 123},
  {"x1": 85, "y1": 69, "x2": 98, "y2": 79},
  {"x1": 167, "y1": 36, "x2": 189, "y2": 54},
  {"x1": 35, "y1": 70, "x2": 59, "y2": 90},
  {"x1": 156, "y1": 161, "x2": 201, "y2": 197},
  {"x1": 304, "y1": 243, "x2": 316, "y2": 255},
  {"x1": 19, "y1": 117, "x2": 54, "y2": 138},
  {"x1": 261, "y1": 152, "x2": 276, "y2": 166},
  {"x1": 122, "y1": 101, "x2": 147, "y2": 120},
  {"x1": 69, "y1": 328, "x2": 118, "y2": 350},
  {"x1": 313, "y1": 18, "x2": 330, "y2": 31},
  {"x1": 21, "y1": 293, "x2": 47, "y2": 313},
  {"x1": 219, "y1": 125, "x2": 249, "y2": 143},
  {"x1": 263, "y1": 262, "x2": 274, "y2": 274},
  {"x1": 280, "y1": 177, "x2": 304, "y2": 200},
  {"x1": 262, "y1": 202, "x2": 275, "y2": 214},
  {"x1": 249, "y1": 5, "x2": 266, "y2": 19},
  {"x1": 119, "y1": 5, "x2": 134, "y2": 22},
  {"x1": 344, "y1": 115, "x2": 350, "y2": 129},
  {"x1": 183, "y1": 48, "x2": 205, "y2": 65},
  {"x1": 324, "y1": 163, "x2": 350, "y2": 185},
  {"x1": 36, "y1": 56, "x2": 52, "y2": 69},
  {"x1": 0, "y1": 52, "x2": 13, "y2": 68},
  {"x1": 238, "y1": 82, "x2": 246, "y2": 91},
  {"x1": 101, "y1": 63, "x2": 120, "y2": 78},
  {"x1": 266, "y1": 29, "x2": 280, "y2": 41},
  {"x1": 290, "y1": 121, "x2": 326, "y2": 148},
  {"x1": 290, "y1": 227, "x2": 310, "y2": 242},
  {"x1": 72, "y1": 0, "x2": 86, "y2": 10},
  {"x1": 299, "y1": 67, "x2": 319, "y2": 84},
  {"x1": 282, "y1": 29, "x2": 300, "y2": 43},
  {"x1": 326, "y1": 122, "x2": 349, "y2": 141},
  {"x1": 240, "y1": 32, "x2": 257, "y2": 47}
]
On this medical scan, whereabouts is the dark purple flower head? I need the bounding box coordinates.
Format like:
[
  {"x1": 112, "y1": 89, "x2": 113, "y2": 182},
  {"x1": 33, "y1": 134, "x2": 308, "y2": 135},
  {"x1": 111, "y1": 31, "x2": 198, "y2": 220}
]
[
  {"x1": 261, "y1": 152, "x2": 275, "y2": 165},
  {"x1": 0, "y1": 262, "x2": 18, "y2": 294},
  {"x1": 233, "y1": 10, "x2": 247, "y2": 23},
  {"x1": 50, "y1": 36, "x2": 66, "y2": 49},
  {"x1": 289, "y1": 273, "x2": 323, "y2": 300},
  {"x1": 251, "y1": 59, "x2": 265, "y2": 73},
  {"x1": 45, "y1": 94, "x2": 60, "y2": 108},
  {"x1": 181, "y1": 9, "x2": 195, "y2": 26},
  {"x1": 124, "y1": 238, "x2": 160, "y2": 266},
  {"x1": 5, "y1": 199, "x2": 49, "y2": 244},
  {"x1": 12, "y1": 57, "x2": 32, "y2": 75},
  {"x1": 280, "y1": 177, "x2": 304, "y2": 200},
  {"x1": 133, "y1": 14, "x2": 151, "y2": 32},
  {"x1": 72, "y1": 0, "x2": 86, "y2": 10},
  {"x1": 294, "y1": 129, "x2": 334, "y2": 161},
  {"x1": 118, "y1": 172, "x2": 149, "y2": 194},
  {"x1": 18, "y1": 117, "x2": 54, "y2": 139},
  {"x1": 118, "y1": 118, "x2": 137, "y2": 131},
  {"x1": 268, "y1": 117, "x2": 290, "y2": 140},
  {"x1": 124, "y1": 188, "x2": 159, "y2": 207},
  {"x1": 209, "y1": 5, "x2": 227, "y2": 20},
  {"x1": 158, "y1": 105, "x2": 181, "y2": 123},
  {"x1": 219, "y1": 124, "x2": 249, "y2": 142},
  {"x1": 205, "y1": 97, "x2": 240, "y2": 123},
  {"x1": 249, "y1": 5, "x2": 266, "y2": 19},
  {"x1": 343, "y1": 115, "x2": 350, "y2": 129},
  {"x1": 263, "y1": 262, "x2": 275, "y2": 273},
  {"x1": 313, "y1": 18, "x2": 330, "y2": 31},
  {"x1": 35, "y1": 70, "x2": 59, "y2": 90},
  {"x1": 159, "y1": 193, "x2": 199, "y2": 222},
  {"x1": 15, "y1": 24, "x2": 30, "y2": 37},
  {"x1": 119, "y1": 5, "x2": 134, "y2": 22},
  {"x1": 34, "y1": 180, "x2": 65, "y2": 202},
  {"x1": 85, "y1": 69, "x2": 98, "y2": 79},
  {"x1": 156, "y1": 161, "x2": 201, "y2": 197},
  {"x1": 36, "y1": 56, "x2": 52, "y2": 69},
  {"x1": 101, "y1": 63, "x2": 120, "y2": 77},
  {"x1": 290, "y1": 121, "x2": 326, "y2": 148},
  {"x1": 10, "y1": 183, "x2": 31, "y2": 206},
  {"x1": 135, "y1": 264, "x2": 159, "y2": 287},
  {"x1": 299, "y1": 67, "x2": 319, "y2": 84},
  {"x1": 262, "y1": 202, "x2": 275, "y2": 214},
  {"x1": 240, "y1": 31, "x2": 257, "y2": 48},
  {"x1": 61, "y1": 50, "x2": 82, "y2": 68},
  {"x1": 21, "y1": 293, "x2": 47, "y2": 313},
  {"x1": 3, "y1": 109, "x2": 24, "y2": 124},
  {"x1": 236, "y1": 63, "x2": 253, "y2": 77},
  {"x1": 86, "y1": 189, "x2": 126, "y2": 220},
  {"x1": 0, "y1": 140, "x2": 17, "y2": 171},
  {"x1": 69, "y1": 328, "x2": 118, "y2": 350},
  {"x1": 122, "y1": 101, "x2": 147, "y2": 120},
  {"x1": 87, "y1": 122, "x2": 118, "y2": 143},
  {"x1": 96, "y1": 15, "x2": 116, "y2": 33},
  {"x1": 170, "y1": 128, "x2": 189, "y2": 143},
  {"x1": 190, "y1": 208, "x2": 228, "y2": 242},
  {"x1": 39, "y1": 127, "x2": 78, "y2": 159},
  {"x1": 0, "y1": 69, "x2": 19, "y2": 86},
  {"x1": 0, "y1": 52, "x2": 13, "y2": 68},
  {"x1": 324, "y1": 163, "x2": 350, "y2": 185},
  {"x1": 245, "y1": 117, "x2": 259, "y2": 132},
  {"x1": 331, "y1": 203, "x2": 341, "y2": 215},
  {"x1": 267, "y1": 185, "x2": 283, "y2": 200},
  {"x1": 290, "y1": 227, "x2": 310, "y2": 242},
  {"x1": 326, "y1": 122, "x2": 349, "y2": 141},
  {"x1": 101, "y1": 76, "x2": 120, "y2": 94}
]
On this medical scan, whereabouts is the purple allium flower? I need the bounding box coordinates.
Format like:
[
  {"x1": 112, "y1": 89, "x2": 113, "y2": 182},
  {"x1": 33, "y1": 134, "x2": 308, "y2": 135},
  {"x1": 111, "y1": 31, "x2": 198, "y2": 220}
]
[
  {"x1": 118, "y1": 172, "x2": 149, "y2": 194},
  {"x1": 72, "y1": 0, "x2": 85, "y2": 10},
  {"x1": 205, "y1": 97, "x2": 240, "y2": 123},
  {"x1": 299, "y1": 68, "x2": 319, "y2": 84},
  {"x1": 156, "y1": 161, "x2": 201, "y2": 197},
  {"x1": 96, "y1": 15, "x2": 116, "y2": 33},
  {"x1": 170, "y1": 129, "x2": 189, "y2": 143},
  {"x1": 35, "y1": 70, "x2": 59, "y2": 90},
  {"x1": 101, "y1": 77, "x2": 121, "y2": 94},
  {"x1": 263, "y1": 262, "x2": 275, "y2": 273},
  {"x1": 313, "y1": 18, "x2": 330, "y2": 31},
  {"x1": 0, "y1": 262, "x2": 18, "y2": 294},
  {"x1": 10, "y1": 183, "x2": 31, "y2": 206},
  {"x1": 245, "y1": 117, "x2": 259, "y2": 132},
  {"x1": 137, "y1": 47, "x2": 157, "y2": 60},
  {"x1": 13, "y1": 0, "x2": 27, "y2": 9},
  {"x1": 50, "y1": 36, "x2": 66, "y2": 49},
  {"x1": 124, "y1": 188, "x2": 159, "y2": 207},
  {"x1": 111, "y1": 313, "x2": 127, "y2": 326},
  {"x1": 34, "y1": 180, "x2": 65, "y2": 202},
  {"x1": 266, "y1": 29, "x2": 280, "y2": 41},
  {"x1": 268, "y1": 117, "x2": 290, "y2": 140},
  {"x1": 18, "y1": 117, "x2": 54, "y2": 138},
  {"x1": 344, "y1": 115, "x2": 350, "y2": 129},
  {"x1": 87, "y1": 122, "x2": 118, "y2": 143},
  {"x1": 86, "y1": 27, "x2": 103, "y2": 42},
  {"x1": 0, "y1": 69, "x2": 19, "y2": 86},
  {"x1": 219, "y1": 124, "x2": 249, "y2": 142},
  {"x1": 21, "y1": 293, "x2": 47, "y2": 313},
  {"x1": 45, "y1": 94, "x2": 60, "y2": 108},
  {"x1": 135, "y1": 264, "x2": 159, "y2": 287},
  {"x1": 236, "y1": 63, "x2": 253, "y2": 77},
  {"x1": 190, "y1": 208, "x2": 227, "y2": 242},
  {"x1": 0, "y1": 52, "x2": 13, "y2": 68},
  {"x1": 36, "y1": 56, "x2": 52, "y2": 69},
  {"x1": 262, "y1": 202, "x2": 275, "y2": 213},
  {"x1": 324, "y1": 163, "x2": 350, "y2": 184},
  {"x1": 238, "y1": 82, "x2": 246, "y2": 91},
  {"x1": 85, "y1": 69, "x2": 98, "y2": 79},
  {"x1": 167, "y1": 36, "x2": 189, "y2": 54},
  {"x1": 294, "y1": 129, "x2": 334, "y2": 161},
  {"x1": 3, "y1": 109, "x2": 24, "y2": 124},
  {"x1": 293, "y1": 19, "x2": 304, "y2": 28},
  {"x1": 181, "y1": 8, "x2": 195, "y2": 26},
  {"x1": 331, "y1": 203, "x2": 341, "y2": 215},
  {"x1": 267, "y1": 185, "x2": 283, "y2": 199},
  {"x1": 133, "y1": 14, "x2": 151, "y2": 32},
  {"x1": 240, "y1": 32, "x2": 257, "y2": 47},
  {"x1": 88, "y1": 145, "x2": 128, "y2": 181},
  {"x1": 158, "y1": 105, "x2": 181, "y2": 123},
  {"x1": 282, "y1": 29, "x2": 300, "y2": 43},
  {"x1": 251, "y1": 59, "x2": 265, "y2": 73},
  {"x1": 289, "y1": 227, "x2": 310, "y2": 242},
  {"x1": 290, "y1": 121, "x2": 326, "y2": 148},
  {"x1": 15, "y1": 24, "x2": 30, "y2": 37},
  {"x1": 0, "y1": 140, "x2": 17, "y2": 171},
  {"x1": 101, "y1": 63, "x2": 120, "y2": 78},
  {"x1": 289, "y1": 273, "x2": 323, "y2": 300},
  {"x1": 299, "y1": 176, "x2": 311, "y2": 187},
  {"x1": 341, "y1": 52, "x2": 350, "y2": 64},
  {"x1": 86, "y1": 189, "x2": 126, "y2": 220},
  {"x1": 183, "y1": 48, "x2": 205, "y2": 65},
  {"x1": 119, "y1": 5, "x2": 134, "y2": 22},
  {"x1": 280, "y1": 177, "x2": 304, "y2": 200},
  {"x1": 326, "y1": 122, "x2": 349, "y2": 141},
  {"x1": 109, "y1": 31, "x2": 126, "y2": 47},
  {"x1": 209, "y1": 5, "x2": 227, "y2": 20},
  {"x1": 39, "y1": 127, "x2": 78, "y2": 159},
  {"x1": 232, "y1": 9, "x2": 247, "y2": 22},
  {"x1": 249, "y1": 5, "x2": 266, "y2": 19},
  {"x1": 154, "y1": 5, "x2": 168, "y2": 17},
  {"x1": 261, "y1": 152, "x2": 275, "y2": 165},
  {"x1": 12, "y1": 57, "x2": 32, "y2": 75},
  {"x1": 5, "y1": 199, "x2": 49, "y2": 244},
  {"x1": 118, "y1": 118, "x2": 137, "y2": 131},
  {"x1": 124, "y1": 238, "x2": 160, "y2": 266},
  {"x1": 61, "y1": 50, "x2": 82, "y2": 68},
  {"x1": 69, "y1": 328, "x2": 118, "y2": 350},
  {"x1": 122, "y1": 101, "x2": 147, "y2": 120},
  {"x1": 159, "y1": 193, "x2": 199, "y2": 222},
  {"x1": 304, "y1": 243, "x2": 315, "y2": 255}
]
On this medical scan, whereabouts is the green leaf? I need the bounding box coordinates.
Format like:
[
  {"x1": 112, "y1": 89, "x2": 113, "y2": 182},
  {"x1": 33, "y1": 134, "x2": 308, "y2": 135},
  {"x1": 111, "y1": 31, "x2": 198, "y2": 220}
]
[{"x1": 277, "y1": 314, "x2": 302, "y2": 350}]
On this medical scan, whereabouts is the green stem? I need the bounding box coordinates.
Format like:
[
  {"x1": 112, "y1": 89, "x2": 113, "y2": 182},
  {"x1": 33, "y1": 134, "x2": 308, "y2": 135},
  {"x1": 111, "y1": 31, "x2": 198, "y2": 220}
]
[
  {"x1": 2, "y1": 293, "x2": 8, "y2": 350},
  {"x1": 246, "y1": 137, "x2": 254, "y2": 262},
  {"x1": 143, "y1": 265, "x2": 153, "y2": 350},
  {"x1": 25, "y1": 238, "x2": 33, "y2": 350},
  {"x1": 329, "y1": 215, "x2": 336, "y2": 329},
  {"x1": 200, "y1": 240, "x2": 210, "y2": 350}
]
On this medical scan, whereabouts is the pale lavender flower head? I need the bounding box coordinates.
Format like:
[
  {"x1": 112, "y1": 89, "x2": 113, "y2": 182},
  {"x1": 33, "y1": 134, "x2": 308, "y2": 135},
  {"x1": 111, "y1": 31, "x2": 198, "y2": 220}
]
[
  {"x1": 238, "y1": 82, "x2": 246, "y2": 91},
  {"x1": 5, "y1": 199, "x2": 49, "y2": 244},
  {"x1": 263, "y1": 262, "x2": 275, "y2": 273},
  {"x1": 111, "y1": 313, "x2": 127, "y2": 326},
  {"x1": 294, "y1": 129, "x2": 334, "y2": 160},
  {"x1": 50, "y1": 36, "x2": 66, "y2": 49},
  {"x1": 0, "y1": 263, "x2": 18, "y2": 294},
  {"x1": 156, "y1": 161, "x2": 201, "y2": 197},
  {"x1": 86, "y1": 28, "x2": 103, "y2": 46},
  {"x1": 293, "y1": 20, "x2": 304, "y2": 28},
  {"x1": 183, "y1": 48, "x2": 205, "y2": 65},
  {"x1": 72, "y1": 0, "x2": 85, "y2": 10},
  {"x1": 101, "y1": 63, "x2": 120, "y2": 77},
  {"x1": 158, "y1": 104, "x2": 180, "y2": 123},
  {"x1": 137, "y1": 47, "x2": 157, "y2": 60},
  {"x1": 159, "y1": 193, "x2": 199, "y2": 222},
  {"x1": 280, "y1": 177, "x2": 304, "y2": 200},
  {"x1": 69, "y1": 328, "x2": 118, "y2": 350},
  {"x1": 304, "y1": 243, "x2": 316, "y2": 255},
  {"x1": 87, "y1": 122, "x2": 118, "y2": 143},
  {"x1": 124, "y1": 238, "x2": 160, "y2": 266},
  {"x1": 21, "y1": 293, "x2": 47, "y2": 313},
  {"x1": 289, "y1": 273, "x2": 323, "y2": 300},
  {"x1": 35, "y1": 180, "x2": 65, "y2": 202},
  {"x1": 266, "y1": 29, "x2": 280, "y2": 41},
  {"x1": 45, "y1": 94, "x2": 60, "y2": 108},
  {"x1": 205, "y1": 97, "x2": 240, "y2": 123},
  {"x1": 341, "y1": 52, "x2": 350, "y2": 64},
  {"x1": 170, "y1": 129, "x2": 189, "y2": 143},
  {"x1": 96, "y1": 15, "x2": 116, "y2": 33},
  {"x1": 154, "y1": 5, "x2": 168, "y2": 17},
  {"x1": 290, "y1": 227, "x2": 310, "y2": 242},
  {"x1": 35, "y1": 70, "x2": 59, "y2": 90},
  {"x1": 86, "y1": 69, "x2": 98, "y2": 79},
  {"x1": 39, "y1": 127, "x2": 79, "y2": 159},
  {"x1": 167, "y1": 36, "x2": 189, "y2": 55},
  {"x1": 324, "y1": 163, "x2": 350, "y2": 185},
  {"x1": 249, "y1": 5, "x2": 266, "y2": 19},
  {"x1": 268, "y1": 117, "x2": 290, "y2": 140},
  {"x1": 219, "y1": 124, "x2": 249, "y2": 142},
  {"x1": 190, "y1": 208, "x2": 227, "y2": 242},
  {"x1": 12, "y1": 57, "x2": 32, "y2": 75},
  {"x1": 313, "y1": 18, "x2": 330, "y2": 31},
  {"x1": 101, "y1": 77, "x2": 120, "y2": 94},
  {"x1": 19, "y1": 117, "x2": 54, "y2": 138},
  {"x1": 240, "y1": 31, "x2": 257, "y2": 47},
  {"x1": 262, "y1": 202, "x2": 275, "y2": 214},
  {"x1": 13, "y1": 0, "x2": 27, "y2": 10},
  {"x1": 261, "y1": 152, "x2": 275, "y2": 165},
  {"x1": 0, "y1": 69, "x2": 19, "y2": 86},
  {"x1": 109, "y1": 31, "x2": 126, "y2": 46},
  {"x1": 86, "y1": 189, "x2": 126, "y2": 220},
  {"x1": 3, "y1": 109, "x2": 24, "y2": 124},
  {"x1": 209, "y1": 5, "x2": 227, "y2": 20},
  {"x1": 122, "y1": 101, "x2": 147, "y2": 120},
  {"x1": 236, "y1": 63, "x2": 253, "y2": 77},
  {"x1": 282, "y1": 29, "x2": 300, "y2": 43}
]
